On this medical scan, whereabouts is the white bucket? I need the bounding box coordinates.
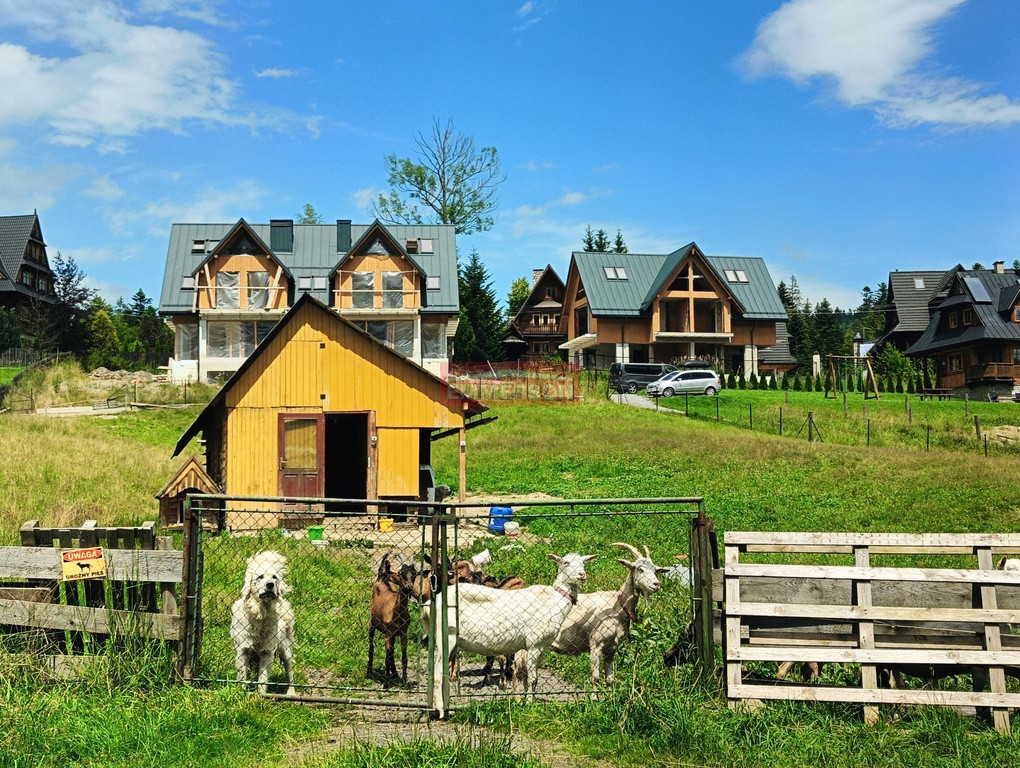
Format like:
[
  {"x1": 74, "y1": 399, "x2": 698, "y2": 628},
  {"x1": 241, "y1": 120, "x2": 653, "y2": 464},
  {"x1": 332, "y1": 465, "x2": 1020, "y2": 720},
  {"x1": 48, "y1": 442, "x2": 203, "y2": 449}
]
[
  {"x1": 471, "y1": 548, "x2": 492, "y2": 567},
  {"x1": 503, "y1": 521, "x2": 521, "y2": 537}
]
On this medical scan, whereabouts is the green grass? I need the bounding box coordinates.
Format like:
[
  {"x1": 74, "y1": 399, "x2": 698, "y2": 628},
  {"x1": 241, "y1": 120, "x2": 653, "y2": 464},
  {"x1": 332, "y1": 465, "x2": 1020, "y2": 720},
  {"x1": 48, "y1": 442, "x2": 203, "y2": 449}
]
[
  {"x1": 304, "y1": 739, "x2": 550, "y2": 768},
  {"x1": 0, "y1": 366, "x2": 24, "y2": 387},
  {"x1": 3, "y1": 387, "x2": 1020, "y2": 765}
]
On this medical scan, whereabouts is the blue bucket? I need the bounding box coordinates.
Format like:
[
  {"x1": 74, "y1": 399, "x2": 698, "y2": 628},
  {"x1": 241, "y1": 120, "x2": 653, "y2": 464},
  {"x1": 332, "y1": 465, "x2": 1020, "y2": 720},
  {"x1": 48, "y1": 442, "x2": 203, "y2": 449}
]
[{"x1": 488, "y1": 506, "x2": 513, "y2": 534}]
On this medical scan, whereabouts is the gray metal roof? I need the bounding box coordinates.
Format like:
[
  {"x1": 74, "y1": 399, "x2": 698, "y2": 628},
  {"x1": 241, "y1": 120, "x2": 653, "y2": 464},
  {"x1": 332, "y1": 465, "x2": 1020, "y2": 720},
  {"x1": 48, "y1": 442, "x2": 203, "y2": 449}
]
[
  {"x1": 572, "y1": 245, "x2": 786, "y2": 320},
  {"x1": 509, "y1": 264, "x2": 565, "y2": 324},
  {"x1": 906, "y1": 269, "x2": 1020, "y2": 356},
  {"x1": 159, "y1": 220, "x2": 459, "y2": 315},
  {"x1": 883, "y1": 270, "x2": 948, "y2": 334}
]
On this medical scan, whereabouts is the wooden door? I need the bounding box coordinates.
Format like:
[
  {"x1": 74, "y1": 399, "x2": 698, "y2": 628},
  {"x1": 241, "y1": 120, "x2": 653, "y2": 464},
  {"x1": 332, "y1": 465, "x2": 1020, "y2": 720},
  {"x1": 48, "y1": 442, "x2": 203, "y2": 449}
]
[{"x1": 278, "y1": 414, "x2": 324, "y2": 498}]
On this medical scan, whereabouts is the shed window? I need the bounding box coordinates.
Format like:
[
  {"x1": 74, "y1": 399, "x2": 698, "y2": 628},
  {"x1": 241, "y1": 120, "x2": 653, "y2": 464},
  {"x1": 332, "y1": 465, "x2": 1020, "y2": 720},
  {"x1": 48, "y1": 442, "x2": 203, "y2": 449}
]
[
  {"x1": 382, "y1": 271, "x2": 404, "y2": 309},
  {"x1": 216, "y1": 272, "x2": 239, "y2": 308},
  {"x1": 247, "y1": 271, "x2": 270, "y2": 309},
  {"x1": 352, "y1": 272, "x2": 375, "y2": 308},
  {"x1": 422, "y1": 322, "x2": 445, "y2": 358}
]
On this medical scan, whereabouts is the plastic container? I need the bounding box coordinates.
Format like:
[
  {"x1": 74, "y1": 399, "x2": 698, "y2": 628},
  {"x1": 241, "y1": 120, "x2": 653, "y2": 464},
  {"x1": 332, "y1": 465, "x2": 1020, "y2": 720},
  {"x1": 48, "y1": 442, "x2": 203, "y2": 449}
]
[
  {"x1": 378, "y1": 517, "x2": 394, "y2": 533},
  {"x1": 307, "y1": 525, "x2": 323, "y2": 541},
  {"x1": 487, "y1": 506, "x2": 513, "y2": 534},
  {"x1": 502, "y1": 521, "x2": 521, "y2": 537}
]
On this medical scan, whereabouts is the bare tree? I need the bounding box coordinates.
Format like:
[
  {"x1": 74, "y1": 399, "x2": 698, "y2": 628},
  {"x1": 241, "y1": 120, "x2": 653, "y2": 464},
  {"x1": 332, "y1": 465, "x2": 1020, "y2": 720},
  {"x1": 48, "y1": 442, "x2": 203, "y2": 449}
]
[{"x1": 374, "y1": 119, "x2": 504, "y2": 235}]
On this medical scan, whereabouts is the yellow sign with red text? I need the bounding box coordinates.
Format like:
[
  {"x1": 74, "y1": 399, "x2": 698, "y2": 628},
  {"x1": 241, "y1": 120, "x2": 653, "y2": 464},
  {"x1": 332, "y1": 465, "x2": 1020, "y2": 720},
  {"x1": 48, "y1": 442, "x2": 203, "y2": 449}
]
[{"x1": 61, "y1": 547, "x2": 107, "y2": 581}]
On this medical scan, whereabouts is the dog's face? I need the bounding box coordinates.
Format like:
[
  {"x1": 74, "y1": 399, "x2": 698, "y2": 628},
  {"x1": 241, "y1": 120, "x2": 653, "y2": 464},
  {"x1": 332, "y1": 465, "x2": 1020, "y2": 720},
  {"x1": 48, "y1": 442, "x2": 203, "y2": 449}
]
[{"x1": 243, "y1": 551, "x2": 290, "y2": 602}]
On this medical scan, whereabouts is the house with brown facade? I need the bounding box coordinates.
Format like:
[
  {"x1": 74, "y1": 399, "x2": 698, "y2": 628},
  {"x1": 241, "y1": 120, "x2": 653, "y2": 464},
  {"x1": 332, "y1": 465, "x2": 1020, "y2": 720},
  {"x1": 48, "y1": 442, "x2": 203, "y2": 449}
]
[
  {"x1": 906, "y1": 261, "x2": 1020, "y2": 396},
  {"x1": 558, "y1": 242, "x2": 788, "y2": 374},
  {"x1": 505, "y1": 265, "x2": 566, "y2": 360},
  {"x1": 157, "y1": 218, "x2": 459, "y2": 383},
  {"x1": 0, "y1": 213, "x2": 57, "y2": 315}
]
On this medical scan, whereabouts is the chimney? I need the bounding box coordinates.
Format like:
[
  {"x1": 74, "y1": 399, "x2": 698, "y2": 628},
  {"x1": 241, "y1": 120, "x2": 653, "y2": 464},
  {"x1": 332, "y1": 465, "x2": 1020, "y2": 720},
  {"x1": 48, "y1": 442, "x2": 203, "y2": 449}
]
[
  {"x1": 533, "y1": 268, "x2": 543, "y2": 287},
  {"x1": 269, "y1": 219, "x2": 293, "y2": 252},
  {"x1": 337, "y1": 220, "x2": 352, "y2": 252},
  {"x1": 993, "y1": 260, "x2": 1004, "y2": 274}
]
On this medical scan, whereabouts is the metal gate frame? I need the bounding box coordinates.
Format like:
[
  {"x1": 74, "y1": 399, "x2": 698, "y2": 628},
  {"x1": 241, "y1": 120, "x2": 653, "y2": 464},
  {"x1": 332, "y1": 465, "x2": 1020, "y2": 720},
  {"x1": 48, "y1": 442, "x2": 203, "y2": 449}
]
[{"x1": 178, "y1": 494, "x2": 710, "y2": 715}]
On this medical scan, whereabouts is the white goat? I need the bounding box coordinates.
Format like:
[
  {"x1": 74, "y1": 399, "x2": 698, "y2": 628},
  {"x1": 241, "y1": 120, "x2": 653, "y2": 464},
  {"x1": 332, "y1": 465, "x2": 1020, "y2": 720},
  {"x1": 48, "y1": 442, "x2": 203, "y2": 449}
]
[
  {"x1": 432, "y1": 551, "x2": 596, "y2": 706},
  {"x1": 549, "y1": 542, "x2": 667, "y2": 686}
]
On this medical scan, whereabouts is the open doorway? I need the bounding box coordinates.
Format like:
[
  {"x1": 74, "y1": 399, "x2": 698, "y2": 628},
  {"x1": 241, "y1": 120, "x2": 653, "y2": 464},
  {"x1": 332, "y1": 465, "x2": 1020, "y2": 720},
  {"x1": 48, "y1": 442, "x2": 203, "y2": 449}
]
[{"x1": 324, "y1": 413, "x2": 369, "y2": 510}]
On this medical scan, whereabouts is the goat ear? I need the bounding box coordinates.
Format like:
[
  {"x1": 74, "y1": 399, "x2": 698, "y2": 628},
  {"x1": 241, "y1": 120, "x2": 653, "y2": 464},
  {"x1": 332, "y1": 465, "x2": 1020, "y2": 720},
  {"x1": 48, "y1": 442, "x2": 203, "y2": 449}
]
[
  {"x1": 546, "y1": 553, "x2": 561, "y2": 564},
  {"x1": 616, "y1": 558, "x2": 635, "y2": 569},
  {"x1": 655, "y1": 566, "x2": 670, "y2": 574},
  {"x1": 998, "y1": 556, "x2": 1008, "y2": 570}
]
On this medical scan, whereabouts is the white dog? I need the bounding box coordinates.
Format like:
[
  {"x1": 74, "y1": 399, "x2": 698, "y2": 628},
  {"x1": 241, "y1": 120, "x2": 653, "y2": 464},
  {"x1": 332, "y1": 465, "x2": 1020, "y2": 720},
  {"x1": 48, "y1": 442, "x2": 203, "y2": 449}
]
[{"x1": 230, "y1": 550, "x2": 295, "y2": 694}]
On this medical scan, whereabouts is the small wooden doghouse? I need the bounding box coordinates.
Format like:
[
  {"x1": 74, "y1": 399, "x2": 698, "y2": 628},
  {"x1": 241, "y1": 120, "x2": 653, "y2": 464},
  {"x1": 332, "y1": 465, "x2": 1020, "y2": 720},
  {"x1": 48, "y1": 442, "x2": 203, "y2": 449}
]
[
  {"x1": 155, "y1": 456, "x2": 222, "y2": 530},
  {"x1": 172, "y1": 294, "x2": 488, "y2": 530}
]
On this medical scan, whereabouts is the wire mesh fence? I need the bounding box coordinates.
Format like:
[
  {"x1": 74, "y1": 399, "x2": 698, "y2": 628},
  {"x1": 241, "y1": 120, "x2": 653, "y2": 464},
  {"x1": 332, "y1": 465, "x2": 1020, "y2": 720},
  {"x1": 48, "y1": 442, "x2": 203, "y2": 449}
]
[{"x1": 181, "y1": 496, "x2": 702, "y2": 710}]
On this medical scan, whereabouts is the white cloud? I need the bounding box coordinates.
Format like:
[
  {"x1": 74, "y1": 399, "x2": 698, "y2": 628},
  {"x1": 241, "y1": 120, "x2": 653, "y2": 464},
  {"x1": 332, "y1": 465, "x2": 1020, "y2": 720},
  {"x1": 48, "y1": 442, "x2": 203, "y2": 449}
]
[
  {"x1": 0, "y1": 162, "x2": 84, "y2": 209},
  {"x1": 83, "y1": 175, "x2": 125, "y2": 201},
  {"x1": 517, "y1": 2, "x2": 534, "y2": 16},
  {"x1": 525, "y1": 160, "x2": 554, "y2": 171},
  {"x1": 63, "y1": 244, "x2": 124, "y2": 265},
  {"x1": 351, "y1": 186, "x2": 380, "y2": 214},
  {"x1": 558, "y1": 191, "x2": 585, "y2": 206},
  {"x1": 0, "y1": 0, "x2": 259, "y2": 146},
  {"x1": 109, "y1": 180, "x2": 266, "y2": 237},
  {"x1": 740, "y1": 0, "x2": 1020, "y2": 127},
  {"x1": 254, "y1": 67, "x2": 298, "y2": 79}
]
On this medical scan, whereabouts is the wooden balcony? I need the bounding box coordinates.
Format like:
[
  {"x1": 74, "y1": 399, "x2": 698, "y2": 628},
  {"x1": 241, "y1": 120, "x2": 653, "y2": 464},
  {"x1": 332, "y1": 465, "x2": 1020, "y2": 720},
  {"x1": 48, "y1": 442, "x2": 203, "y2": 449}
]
[{"x1": 965, "y1": 363, "x2": 1019, "y2": 383}]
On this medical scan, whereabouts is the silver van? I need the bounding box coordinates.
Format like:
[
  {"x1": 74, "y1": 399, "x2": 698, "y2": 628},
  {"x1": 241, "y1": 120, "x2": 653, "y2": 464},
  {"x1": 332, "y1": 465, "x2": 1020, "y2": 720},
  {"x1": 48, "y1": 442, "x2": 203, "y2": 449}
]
[
  {"x1": 646, "y1": 369, "x2": 722, "y2": 397},
  {"x1": 609, "y1": 362, "x2": 678, "y2": 393}
]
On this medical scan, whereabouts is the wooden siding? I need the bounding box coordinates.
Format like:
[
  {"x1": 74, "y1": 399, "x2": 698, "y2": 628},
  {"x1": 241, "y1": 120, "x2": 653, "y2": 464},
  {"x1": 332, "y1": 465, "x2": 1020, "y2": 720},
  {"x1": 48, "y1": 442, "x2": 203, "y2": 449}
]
[
  {"x1": 196, "y1": 253, "x2": 289, "y2": 310},
  {"x1": 730, "y1": 320, "x2": 777, "y2": 347},
  {"x1": 334, "y1": 252, "x2": 422, "y2": 310},
  {"x1": 377, "y1": 427, "x2": 419, "y2": 496}
]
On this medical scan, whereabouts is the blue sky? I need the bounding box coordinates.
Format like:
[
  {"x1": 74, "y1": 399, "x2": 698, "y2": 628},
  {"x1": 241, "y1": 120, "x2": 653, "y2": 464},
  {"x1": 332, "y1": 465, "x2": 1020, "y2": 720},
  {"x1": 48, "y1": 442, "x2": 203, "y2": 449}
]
[{"x1": 1, "y1": 0, "x2": 1017, "y2": 312}]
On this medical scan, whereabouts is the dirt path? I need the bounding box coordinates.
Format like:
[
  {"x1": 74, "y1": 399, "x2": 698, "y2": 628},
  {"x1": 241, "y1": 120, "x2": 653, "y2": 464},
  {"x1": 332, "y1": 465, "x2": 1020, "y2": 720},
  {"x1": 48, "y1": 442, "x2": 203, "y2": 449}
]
[{"x1": 280, "y1": 706, "x2": 617, "y2": 768}]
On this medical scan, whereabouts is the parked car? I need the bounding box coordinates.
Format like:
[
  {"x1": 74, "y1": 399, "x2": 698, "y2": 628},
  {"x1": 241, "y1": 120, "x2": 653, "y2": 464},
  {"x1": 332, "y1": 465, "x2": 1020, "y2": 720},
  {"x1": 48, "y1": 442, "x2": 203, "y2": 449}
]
[
  {"x1": 646, "y1": 369, "x2": 721, "y2": 397},
  {"x1": 609, "y1": 362, "x2": 678, "y2": 394}
]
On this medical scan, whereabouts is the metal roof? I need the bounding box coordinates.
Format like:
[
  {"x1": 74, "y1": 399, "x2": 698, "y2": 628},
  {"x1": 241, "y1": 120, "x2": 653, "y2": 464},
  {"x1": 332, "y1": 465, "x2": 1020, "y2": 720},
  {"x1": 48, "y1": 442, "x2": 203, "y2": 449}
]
[
  {"x1": 883, "y1": 270, "x2": 949, "y2": 335},
  {"x1": 159, "y1": 220, "x2": 459, "y2": 316},
  {"x1": 906, "y1": 269, "x2": 1020, "y2": 356},
  {"x1": 572, "y1": 245, "x2": 786, "y2": 320}
]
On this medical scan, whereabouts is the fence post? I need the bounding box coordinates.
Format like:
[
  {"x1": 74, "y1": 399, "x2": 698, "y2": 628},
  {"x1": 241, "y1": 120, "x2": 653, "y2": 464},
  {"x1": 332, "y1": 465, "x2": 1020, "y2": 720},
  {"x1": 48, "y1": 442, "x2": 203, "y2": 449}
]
[
  {"x1": 843, "y1": 390, "x2": 847, "y2": 417},
  {"x1": 692, "y1": 508, "x2": 715, "y2": 679},
  {"x1": 867, "y1": 419, "x2": 871, "y2": 446},
  {"x1": 965, "y1": 393, "x2": 970, "y2": 418},
  {"x1": 748, "y1": 403, "x2": 753, "y2": 431},
  {"x1": 926, "y1": 425, "x2": 931, "y2": 451},
  {"x1": 907, "y1": 400, "x2": 912, "y2": 427},
  {"x1": 779, "y1": 407, "x2": 783, "y2": 436},
  {"x1": 716, "y1": 396, "x2": 720, "y2": 421},
  {"x1": 178, "y1": 494, "x2": 202, "y2": 681},
  {"x1": 808, "y1": 411, "x2": 814, "y2": 442},
  {"x1": 974, "y1": 415, "x2": 981, "y2": 440}
]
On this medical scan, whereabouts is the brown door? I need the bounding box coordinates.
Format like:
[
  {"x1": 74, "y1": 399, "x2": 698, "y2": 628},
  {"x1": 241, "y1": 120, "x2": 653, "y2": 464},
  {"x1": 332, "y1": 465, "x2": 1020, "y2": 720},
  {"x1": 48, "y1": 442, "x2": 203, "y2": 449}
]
[{"x1": 278, "y1": 414, "x2": 324, "y2": 498}]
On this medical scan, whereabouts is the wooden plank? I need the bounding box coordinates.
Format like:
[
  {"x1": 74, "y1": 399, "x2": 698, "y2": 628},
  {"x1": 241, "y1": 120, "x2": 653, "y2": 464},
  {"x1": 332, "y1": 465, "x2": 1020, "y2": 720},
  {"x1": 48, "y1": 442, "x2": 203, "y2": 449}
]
[
  {"x1": 0, "y1": 586, "x2": 54, "y2": 602},
  {"x1": 729, "y1": 646, "x2": 1020, "y2": 666},
  {"x1": 732, "y1": 602, "x2": 1020, "y2": 624},
  {"x1": 726, "y1": 563, "x2": 1020, "y2": 585},
  {"x1": 976, "y1": 547, "x2": 1010, "y2": 735},
  {"x1": 726, "y1": 531, "x2": 1020, "y2": 548},
  {"x1": 724, "y1": 544, "x2": 743, "y2": 701},
  {"x1": 855, "y1": 545, "x2": 878, "y2": 725},
  {"x1": 729, "y1": 682, "x2": 1020, "y2": 708},
  {"x1": 743, "y1": 545, "x2": 1020, "y2": 555},
  {"x1": 0, "y1": 547, "x2": 184, "y2": 582},
  {"x1": 0, "y1": 598, "x2": 180, "y2": 640}
]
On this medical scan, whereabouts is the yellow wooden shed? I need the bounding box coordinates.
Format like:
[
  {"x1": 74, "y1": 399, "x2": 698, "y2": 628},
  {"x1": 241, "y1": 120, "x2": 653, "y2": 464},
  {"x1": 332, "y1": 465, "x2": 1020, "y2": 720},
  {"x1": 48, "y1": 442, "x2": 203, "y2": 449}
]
[{"x1": 172, "y1": 294, "x2": 487, "y2": 528}]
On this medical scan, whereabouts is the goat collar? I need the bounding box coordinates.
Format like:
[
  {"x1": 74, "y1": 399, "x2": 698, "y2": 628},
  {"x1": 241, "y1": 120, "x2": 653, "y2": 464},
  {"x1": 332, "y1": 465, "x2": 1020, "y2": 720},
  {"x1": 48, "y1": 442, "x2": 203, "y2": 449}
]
[
  {"x1": 616, "y1": 589, "x2": 639, "y2": 623},
  {"x1": 554, "y1": 585, "x2": 577, "y2": 605}
]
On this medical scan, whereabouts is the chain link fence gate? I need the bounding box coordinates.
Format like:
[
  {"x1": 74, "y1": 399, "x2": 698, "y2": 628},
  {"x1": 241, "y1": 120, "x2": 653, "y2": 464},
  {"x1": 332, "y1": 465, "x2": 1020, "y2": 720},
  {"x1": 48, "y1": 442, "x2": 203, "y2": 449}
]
[{"x1": 177, "y1": 495, "x2": 706, "y2": 714}]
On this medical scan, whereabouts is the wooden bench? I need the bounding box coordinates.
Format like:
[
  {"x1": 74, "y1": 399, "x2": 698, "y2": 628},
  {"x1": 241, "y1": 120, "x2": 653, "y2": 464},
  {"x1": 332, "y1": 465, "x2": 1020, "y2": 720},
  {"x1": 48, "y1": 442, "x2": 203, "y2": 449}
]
[
  {"x1": 920, "y1": 388, "x2": 953, "y2": 401},
  {"x1": 721, "y1": 532, "x2": 1020, "y2": 734}
]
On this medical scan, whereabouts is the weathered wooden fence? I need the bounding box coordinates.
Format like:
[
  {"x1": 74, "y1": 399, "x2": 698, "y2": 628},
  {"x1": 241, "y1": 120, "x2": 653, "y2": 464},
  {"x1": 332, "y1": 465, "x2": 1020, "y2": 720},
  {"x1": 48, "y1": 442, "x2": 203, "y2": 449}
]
[
  {"x1": 721, "y1": 532, "x2": 1020, "y2": 734},
  {"x1": 0, "y1": 520, "x2": 182, "y2": 676}
]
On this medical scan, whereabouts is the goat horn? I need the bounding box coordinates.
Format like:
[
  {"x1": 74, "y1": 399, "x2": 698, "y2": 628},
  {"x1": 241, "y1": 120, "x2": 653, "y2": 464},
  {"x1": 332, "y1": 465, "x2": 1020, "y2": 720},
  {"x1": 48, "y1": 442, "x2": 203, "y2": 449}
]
[
  {"x1": 643, "y1": 545, "x2": 651, "y2": 559},
  {"x1": 612, "y1": 542, "x2": 641, "y2": 559}
]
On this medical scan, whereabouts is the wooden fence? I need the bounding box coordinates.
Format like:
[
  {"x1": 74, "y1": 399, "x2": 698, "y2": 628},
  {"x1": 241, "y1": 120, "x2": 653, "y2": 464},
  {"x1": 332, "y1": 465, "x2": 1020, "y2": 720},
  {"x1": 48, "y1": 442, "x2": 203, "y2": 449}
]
[
  {"x1": 722, "y1": 532, "x2": 1020, "y2": 734},
  {"x1": 0, "y1": 520, "x2": 183, "y2": 676}
]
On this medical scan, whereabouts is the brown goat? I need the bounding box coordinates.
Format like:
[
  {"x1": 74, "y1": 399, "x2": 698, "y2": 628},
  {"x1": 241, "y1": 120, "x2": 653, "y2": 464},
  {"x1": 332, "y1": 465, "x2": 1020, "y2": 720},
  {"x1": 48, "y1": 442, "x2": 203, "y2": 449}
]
[{"x1": 367, "y1": 553, "x2": 417, "y2": 684}]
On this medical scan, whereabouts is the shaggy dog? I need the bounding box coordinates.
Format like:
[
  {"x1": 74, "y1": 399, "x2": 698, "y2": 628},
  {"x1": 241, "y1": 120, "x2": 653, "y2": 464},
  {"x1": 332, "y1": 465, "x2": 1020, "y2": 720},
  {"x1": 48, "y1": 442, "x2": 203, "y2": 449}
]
[{"x1": 230, "y1": 550, "x2": 295, "y2": 694}]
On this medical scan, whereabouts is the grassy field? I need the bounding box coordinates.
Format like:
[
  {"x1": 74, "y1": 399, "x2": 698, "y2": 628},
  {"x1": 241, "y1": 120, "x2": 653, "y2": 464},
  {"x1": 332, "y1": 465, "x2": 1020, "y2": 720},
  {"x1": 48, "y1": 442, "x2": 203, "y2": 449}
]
[
  {"x1": 0, "y1": 366, "x2": 24, "y2": 387},
  {"x1": 1, "y1": 386, "x2": 1019, "y2": 766}
]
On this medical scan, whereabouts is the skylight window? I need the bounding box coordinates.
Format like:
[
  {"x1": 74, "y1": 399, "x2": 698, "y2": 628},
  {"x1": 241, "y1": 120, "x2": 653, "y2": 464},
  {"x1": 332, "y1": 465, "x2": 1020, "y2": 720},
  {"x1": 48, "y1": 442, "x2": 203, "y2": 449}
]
[
  {"x1": 604, "y1": 267, "x2": 628, "y2": 280},
  {"x1": 725, "y1": 269, "x2": 749, "y2": 283},
  {"x1": 914, "y1": 277, "x2": 925, "y2": 290}
]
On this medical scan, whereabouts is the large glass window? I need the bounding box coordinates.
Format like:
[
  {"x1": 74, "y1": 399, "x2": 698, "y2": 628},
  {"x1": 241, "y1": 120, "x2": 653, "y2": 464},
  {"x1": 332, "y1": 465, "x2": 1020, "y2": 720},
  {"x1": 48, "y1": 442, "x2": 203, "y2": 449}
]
[
  {"x1": 247, "y1": 271, "x2": 270, "y2": 309},
  {"x1": 382, "y1": 271, "x2": 404, "y2": 308},
  {"x1": 422, "y1": 323, "x2": 445, "y2": 358},
  {"x1": 353, "y1": 319, "x2": 416, "y2": 358},
  {"x1": 176, "y1": 324, "x2": 198, "y2": 360},
  {"x1": 352, "y1": 272, "x2": 375, "y2": 309},
  {"x1": 206, "y1": 320, "x2": 277, "y2": 357},
  {"x1": 216, "y1": 272, "x2": 240, "y2": 308}
]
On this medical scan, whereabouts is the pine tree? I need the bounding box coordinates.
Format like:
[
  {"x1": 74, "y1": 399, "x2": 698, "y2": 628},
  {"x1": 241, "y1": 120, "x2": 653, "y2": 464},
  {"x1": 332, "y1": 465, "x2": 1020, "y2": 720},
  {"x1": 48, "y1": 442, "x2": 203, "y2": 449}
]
[
  {"x1": 613, "y1": 230, "x2": 628, "y2": 253},
  {"x1": 0, "y1": 308, "x2": 20, "y2": 350},
  {"x1": 454, "y1": 249, "x2": 504, "y2": 362},
  {"x1": 781, "y1": 373, "x2": 790, "y2": 391},
  {"x1": 727, "y1": 371, "x2": 736, "y2": 389}
]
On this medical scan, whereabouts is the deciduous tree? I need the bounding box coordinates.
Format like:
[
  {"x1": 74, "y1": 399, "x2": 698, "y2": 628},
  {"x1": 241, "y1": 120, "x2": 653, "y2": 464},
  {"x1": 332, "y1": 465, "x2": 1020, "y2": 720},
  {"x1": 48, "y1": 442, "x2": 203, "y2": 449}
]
[
  {"x1": 374, "y1": 119, "x2": 504, "y2": 235},
  {"x1": 506, "y1": 276, "x2": 530, "y2": 320}
]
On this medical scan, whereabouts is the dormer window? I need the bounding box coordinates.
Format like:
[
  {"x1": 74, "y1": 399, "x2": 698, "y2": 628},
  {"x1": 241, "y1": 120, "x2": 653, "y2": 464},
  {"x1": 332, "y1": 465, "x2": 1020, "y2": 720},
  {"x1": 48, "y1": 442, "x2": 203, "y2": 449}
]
[
  {"x1": 963, "y1": 308, "x2": 973, "y2": 325},
  {"x1": 604, "y1": 267, "x2": 627, "y2": 280},
  {"x1": 948, "y1": 311, "x2": 958, "y2": 329}
]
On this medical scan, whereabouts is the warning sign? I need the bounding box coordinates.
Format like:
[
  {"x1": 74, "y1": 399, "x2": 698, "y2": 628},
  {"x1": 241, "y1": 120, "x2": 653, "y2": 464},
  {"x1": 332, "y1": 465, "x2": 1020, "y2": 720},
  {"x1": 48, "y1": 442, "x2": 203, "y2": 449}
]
[{"x1": 61, "y1": 547, "x2": 107, "y2": 581}]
